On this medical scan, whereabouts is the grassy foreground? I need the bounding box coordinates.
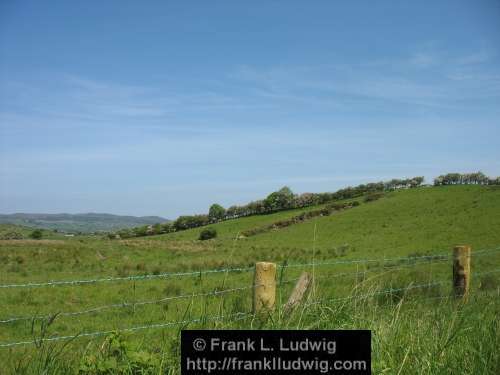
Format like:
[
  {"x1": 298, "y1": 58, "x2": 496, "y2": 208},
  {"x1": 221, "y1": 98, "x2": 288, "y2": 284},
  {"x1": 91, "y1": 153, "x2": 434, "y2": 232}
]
[
  {"x1": 6, "y1": 288, "x2": 500, "y2": 374},
  {"x1": 0, "y1": 185, "x2": 499, "y2": 373}
]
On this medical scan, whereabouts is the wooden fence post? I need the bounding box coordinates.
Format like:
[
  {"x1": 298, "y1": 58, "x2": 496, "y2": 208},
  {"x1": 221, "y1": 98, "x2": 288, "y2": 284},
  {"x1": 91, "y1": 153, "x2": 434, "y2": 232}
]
[
  {"x1": 284, "y1": 272, "x2": 312, "y2": 314},
  {"x1": 253, "y1": 262, "x2": 276, "y2": 314},
  {"x1": 453, "y1": 245, "x2": 471, "y2": 301}
]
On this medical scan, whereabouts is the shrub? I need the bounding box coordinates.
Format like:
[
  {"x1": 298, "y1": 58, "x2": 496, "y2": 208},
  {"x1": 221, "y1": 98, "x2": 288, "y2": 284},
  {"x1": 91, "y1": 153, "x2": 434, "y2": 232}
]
[
  {"x1": 79, "y1": 333, "x2": 159, "y2": 374},
  {"x1": 199, "y1": 227, "x2": 217, "y2": 240},
  {"x1": 1, "y1": 231, "x2": 24, "y2": 240},
  {"x1": 30, "y1": 229, "x2": 43, "y2": 239},
  {"x1": 364, "y1": 192, "x2": 384, "y2": 202},
  {"x1": 326, "y1": 203, "x2": 344, "y2": 211}
]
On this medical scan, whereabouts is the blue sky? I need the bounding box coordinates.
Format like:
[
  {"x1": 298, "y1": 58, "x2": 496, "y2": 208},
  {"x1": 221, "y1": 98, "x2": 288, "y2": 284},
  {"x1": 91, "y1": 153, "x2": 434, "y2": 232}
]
[{"x1": 1, "y1": 1, "x2": 499, "y2": 218}]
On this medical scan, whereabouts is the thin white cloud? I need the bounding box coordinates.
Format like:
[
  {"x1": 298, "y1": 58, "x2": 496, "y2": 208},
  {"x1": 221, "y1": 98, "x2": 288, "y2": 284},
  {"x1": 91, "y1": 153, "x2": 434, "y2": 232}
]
[
  {"x1": 409, "y1": 52, "x2": 439, "y2": 68},
  {"x1": 229, "y1": 47, "x2": 500, "y2": 110},
  {"x1": 455, "y1": 49, "x2": 492, "y2": 65}
]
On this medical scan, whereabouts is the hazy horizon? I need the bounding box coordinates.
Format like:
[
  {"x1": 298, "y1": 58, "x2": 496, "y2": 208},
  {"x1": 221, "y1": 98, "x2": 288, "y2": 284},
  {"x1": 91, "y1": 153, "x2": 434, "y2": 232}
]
[{"x1": 1, "y1": 1, "x2": 500, "y2": 217}]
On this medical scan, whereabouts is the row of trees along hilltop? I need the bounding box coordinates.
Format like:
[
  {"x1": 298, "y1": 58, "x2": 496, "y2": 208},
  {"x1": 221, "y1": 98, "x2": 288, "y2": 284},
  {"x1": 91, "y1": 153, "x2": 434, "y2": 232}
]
[
  {"x1": 112, "y1": 175, "x2": 424, "y2": 239},
  {"x1": 433, "y1": 172, "x2": 500, "y2": 186},
  {"x1": 112, "y1": 172, "x2": 499, "y2": 239}
]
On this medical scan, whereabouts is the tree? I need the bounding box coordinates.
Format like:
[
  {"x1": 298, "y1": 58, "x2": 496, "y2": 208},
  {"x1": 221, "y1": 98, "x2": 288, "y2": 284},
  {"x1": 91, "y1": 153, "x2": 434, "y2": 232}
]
[
  {"x1": 173, "y1": 215, "x2": 209, "y2": 231},
  {"x1": 226, "y1": 205, "x2": 238, "y2": 218},
  {"x1": 199, "y1": 227, "x2": 217, "y2": 240},
  {"x1": 161, "y1": 222, "x2": 175, "y2": 233},
  {"x1": 30, "y1": 229, "x2": 43, "y2": 239},
  {"x1": 208, "y1": 204, "x2": 226, "y2": 222},
  {"x1": 434, "y1": 175, "x2": 445, "y2": 186},
  {"x1": 117, "y1": 228, "x2": 134, "y2": 238},
  {"x1": 295, "y1": 193, "x2": 316, "y2": 207},
  {"x1": 152, "y1": 223, "x2": 163, "y2": 235},
  {"x1": 264, "y1": 186, "x2": 295, "y2": 212},
  {"x1": 408, "y1": 176, "x2": 424, "y2": 188},
  {"x1": 134, "y1": 226, "x2": 149, "y2": 237}
]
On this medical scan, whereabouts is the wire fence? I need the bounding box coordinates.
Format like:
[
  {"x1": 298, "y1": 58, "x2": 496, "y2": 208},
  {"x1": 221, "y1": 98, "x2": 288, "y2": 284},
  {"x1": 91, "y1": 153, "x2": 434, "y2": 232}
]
[
  {"x1": 0, "y1": 312, "x2": 253, "y2": 348},
  {"x1": 0, "y1": 246, "x2": 499, "y2": 348},
  {"x1": 305, "y1": 269, "x2": 500, "y2": 307},
  {"x1": 0, "y1": 284, "x2": 254, "y2": 324},
  {"x1": 0, "y1": 266, "x2": 254, "y2": 289},
  {"x1": 0, "y1": 250, "x2": 457, "y2": 324},
  {"x1": 2, "y1": 246, "x2": 497, "y2": 289},
  {"x1": 1, "y1": 272, "x2": 498, "y2": 349}
]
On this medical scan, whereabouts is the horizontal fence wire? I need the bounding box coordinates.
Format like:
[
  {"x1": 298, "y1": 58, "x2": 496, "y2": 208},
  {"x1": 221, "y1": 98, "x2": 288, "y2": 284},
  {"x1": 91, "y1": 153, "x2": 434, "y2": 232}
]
[
  {"x1": 3, "y1": 246, "x2": 498, "y2": 289},
  {"x1": 306, "y1": 269, "x2": 500, "y2": 307},
  {"x1": 0, "y1": 244, "x2": 498, "y2": 349},
  {"x1": 0, "y1": 269, "x2": 499, "y2": 349},
  {"x1": 281, "y1": 256, "x2": 451, "y2": 284},
  {"x1": 0, "y1": 284, "x2": 254, "y2": 324},
  {"x1": 0, "y1": 266, "x2": 254, "y2": 289},
  {"x1": 0, "y1": 257, "x2": 454, "y2": 324},
  {"x1": 0, "y1": 312, "x2": 253, "y2": 348},
  {"x1": 282, "y1": 246, "x2": 500, "y2": 269}
]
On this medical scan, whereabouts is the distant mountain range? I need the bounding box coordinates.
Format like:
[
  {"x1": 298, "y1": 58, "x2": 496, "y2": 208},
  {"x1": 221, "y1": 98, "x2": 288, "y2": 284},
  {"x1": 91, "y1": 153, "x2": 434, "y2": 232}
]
[{"x1": 0, "y1": 213, "x2": 168, "y2": 233}]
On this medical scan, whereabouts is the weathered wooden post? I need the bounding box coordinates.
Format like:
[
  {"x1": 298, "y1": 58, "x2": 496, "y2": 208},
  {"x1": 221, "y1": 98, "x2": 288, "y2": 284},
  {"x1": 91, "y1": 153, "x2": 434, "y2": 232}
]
[
  {"x1": 284, "y1": 272, "x2": 312, "y2": 314},
  {"x1": 253, "y1": 262, "x2": 276, "y2": 314},
  {"x1": 453, "y1": 245, "x2": 471, "y2": 301}
]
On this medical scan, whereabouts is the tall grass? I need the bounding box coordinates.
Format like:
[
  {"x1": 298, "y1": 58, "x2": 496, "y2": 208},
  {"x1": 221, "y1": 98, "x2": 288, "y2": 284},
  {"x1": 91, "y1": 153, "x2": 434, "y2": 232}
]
[{"x1": 6, "y1": 288, "x2": 499, "y2": 374}]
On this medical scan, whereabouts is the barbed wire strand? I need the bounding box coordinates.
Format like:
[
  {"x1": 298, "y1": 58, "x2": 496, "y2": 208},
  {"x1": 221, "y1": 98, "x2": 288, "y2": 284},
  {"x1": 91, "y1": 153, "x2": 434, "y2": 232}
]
[
  {"x1": 0, "y1": 311, "x2": 252, "y2": 348},
  {"x1": 0, "y1": 266, "x2": 254, "y2": 289},
  {"x1": 282, "y1": 256, "x2": 452, "y2": 284},
  {"x1": 1, "y1": 269, "x2": 499, "y2": 348},
  {"x1": 306, "y1": 269, "x2": 500, "y2": 307},
  {"x1": 0, "y1": 285, "x2": 255, "y2": 324},
  {"x1": 0, "y1": 260, "x2": 453, "y2": 324},
  {"x1": 1, "y1": 261, "x2": 498, "y2": 326},
  {"x1": 283, "y1": 246, "x2": 499, "y2": 269},
  {"x1": 2, "y1": 246, "x2": 498, "y2": 289}
]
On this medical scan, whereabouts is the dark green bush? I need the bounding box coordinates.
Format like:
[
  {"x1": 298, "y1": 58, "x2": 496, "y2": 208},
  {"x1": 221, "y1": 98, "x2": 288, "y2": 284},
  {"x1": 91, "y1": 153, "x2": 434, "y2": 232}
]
[
  {"x1": 364, "y1": 192, "x2": 384, "y2": 202},
  {"x1": 1, "y1": 231, "x2": 24, "y2": 240},
  {"x1": 199, "y1": 227, "x2": 217, "y2": 240},
  {"x1": 30, "y1": 229, "x2": 43, "y2": 239}
]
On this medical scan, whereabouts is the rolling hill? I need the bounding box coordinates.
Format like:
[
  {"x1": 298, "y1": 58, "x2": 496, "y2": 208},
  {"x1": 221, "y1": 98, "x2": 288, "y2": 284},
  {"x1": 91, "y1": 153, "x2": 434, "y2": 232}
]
[
  {"x1": 0, "y1": 212, "x2": 168, "y2": 233},
  {"x1": 150, "y1": 184, "x2": 500, "y2": 264},
  {"x1": 1, "y1": 184, "x2": 499, "y2": 374}
]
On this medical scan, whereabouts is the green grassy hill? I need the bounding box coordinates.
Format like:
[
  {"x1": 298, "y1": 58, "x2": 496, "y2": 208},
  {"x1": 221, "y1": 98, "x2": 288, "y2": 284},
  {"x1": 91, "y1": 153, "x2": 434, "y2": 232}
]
[
  {"x1": 0, "y1": 223, "x2": 67, "y2": 240},
  {"x1": 1, "y1": 185, "x2": 499, "y2": 374},
  {"x1": 149, "y1": 185, "x2": 500, "y2": 266}
]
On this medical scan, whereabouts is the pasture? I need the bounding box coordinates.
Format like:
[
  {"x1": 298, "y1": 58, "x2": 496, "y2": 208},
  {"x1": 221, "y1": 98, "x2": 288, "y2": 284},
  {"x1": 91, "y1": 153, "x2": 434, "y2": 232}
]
[{"x1": 0, "y1": 185, "x2": 499, "y2": 374}]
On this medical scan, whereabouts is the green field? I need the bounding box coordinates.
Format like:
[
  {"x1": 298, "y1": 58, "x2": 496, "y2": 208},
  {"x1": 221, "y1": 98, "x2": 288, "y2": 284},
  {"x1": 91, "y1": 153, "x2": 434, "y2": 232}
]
[
  {"x1": 0, "y1": 185, "x2": 499, "y2": 374},
  {"x1": 0, "y1": 223, "x2": 69, "y2": 240}
]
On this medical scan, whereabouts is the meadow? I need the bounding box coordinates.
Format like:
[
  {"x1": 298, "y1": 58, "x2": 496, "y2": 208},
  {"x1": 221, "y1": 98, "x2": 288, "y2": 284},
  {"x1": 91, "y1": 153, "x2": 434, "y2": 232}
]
[{"x1": 0, "y1": 185, "x2": 499, "y2": 374}]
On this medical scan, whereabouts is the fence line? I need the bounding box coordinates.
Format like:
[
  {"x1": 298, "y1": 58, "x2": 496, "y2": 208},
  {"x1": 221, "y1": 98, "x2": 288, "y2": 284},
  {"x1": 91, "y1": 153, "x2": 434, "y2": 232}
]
[
  {"x1": 0, "y1": 285, "x2": 254, "y2": 324},
  {"x1": 0, "y1": 257, "x2": 453, "y2": 324},
  {"x1": 305, "y1": 280, "x2": 448, "y2": 308},
  {"x1": 3, "y1": 246, "x2": 498, "y2": 289},
  {"x1": 282, "y1": 256, "x2": 451, "y2": 284},
  {"x1": 0, "y1": 266, "x2": 254, "y2": 289},
  {"x1": 283, "y1": 246, "x2": 499, "y2": 269},
  {"x1": 306, "y1": 269, "x2": 500, "y2": 307},
  {"x1": 1, "y1": 269, "x2": 498, "y2": 349},
  {"x1": 0, "y1": 312, "x2": 252, "y2": 348},
  {"x1": 0, "y1": 274, "x2": 338, "y2": 324}
]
